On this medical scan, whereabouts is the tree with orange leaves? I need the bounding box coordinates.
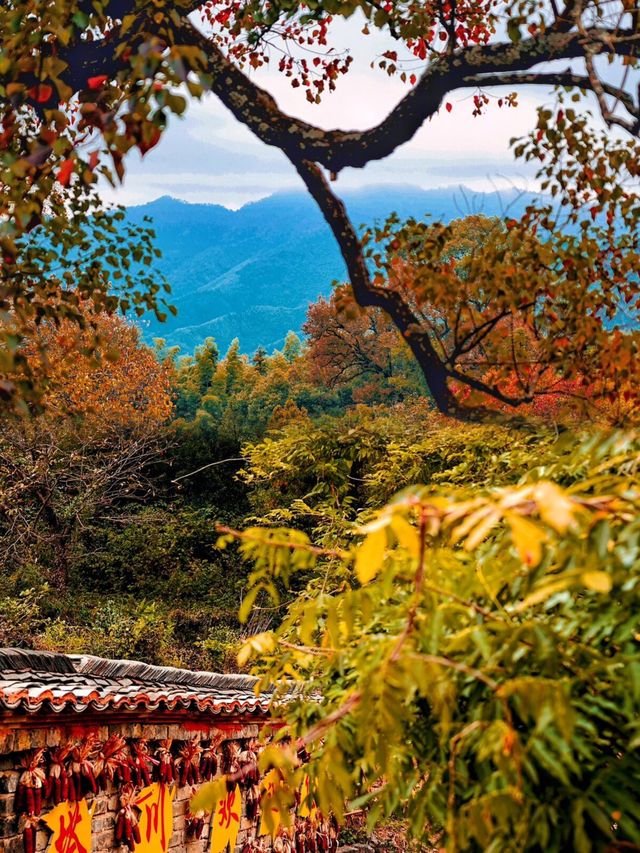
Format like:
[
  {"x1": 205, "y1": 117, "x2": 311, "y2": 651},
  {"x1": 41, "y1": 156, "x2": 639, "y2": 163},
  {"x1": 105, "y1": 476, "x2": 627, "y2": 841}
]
[
  {"x1": 0, "y1": 312, "x2": 173, "y2": 585},
  {"x1": 363, "y1": 213, "x2": 639, "y2": 419},
  {"x1": 303, "y1": 288, "x2": 425, "y2": 405}
]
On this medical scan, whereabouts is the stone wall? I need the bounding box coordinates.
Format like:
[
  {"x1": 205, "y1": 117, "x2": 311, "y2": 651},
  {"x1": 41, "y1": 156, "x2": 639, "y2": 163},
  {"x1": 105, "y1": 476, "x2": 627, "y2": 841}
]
[{"x1": 0, "y1": 717, "x2": 265, "y2": 853}]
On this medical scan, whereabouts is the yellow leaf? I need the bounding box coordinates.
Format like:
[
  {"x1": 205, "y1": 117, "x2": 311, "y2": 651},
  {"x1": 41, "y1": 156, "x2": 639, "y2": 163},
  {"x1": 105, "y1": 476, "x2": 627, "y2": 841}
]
[
  {"x1": 533, "y1": 482, "x2": 576, "y2": 533},
  {"x1": 511, "y1": 577, "x2": 574, "y2": 612},
  {"x1": 355, "y1": 527, "x2": 387, "y2": 584},
  {"x1": 237, "y1": 631, "x2": 274, "y2": 667},
  {"x1": 449, "y1": 503, "x2": 494, "y2": 545},
  {"x1": 581, "y1": 571, "x2": 612, "y2": 593},
  {"x1": 391, "y1": 515, "x2": 420, "y2": 557},
  {"x1": 189, "y1": 778, "x2": 227, "y2": 815},
  {"x1": 464, "y1": 508, "x2": 502, "y2": 552},
  {"x1": 508, "y1": 513, "x2": 547, "y2": 567}
]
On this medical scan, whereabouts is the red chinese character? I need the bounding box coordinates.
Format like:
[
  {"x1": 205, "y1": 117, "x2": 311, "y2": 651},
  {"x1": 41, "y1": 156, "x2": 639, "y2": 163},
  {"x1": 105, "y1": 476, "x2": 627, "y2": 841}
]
[
  {"x1": 217, "y1": 788, "x2": 239, "y2": 830},
  {"x1": 137, "y1": 784, "x2": 170, "y2": 848},
  {"x1": 54, "y1": 805, "x2": 87, "y2": 853}
]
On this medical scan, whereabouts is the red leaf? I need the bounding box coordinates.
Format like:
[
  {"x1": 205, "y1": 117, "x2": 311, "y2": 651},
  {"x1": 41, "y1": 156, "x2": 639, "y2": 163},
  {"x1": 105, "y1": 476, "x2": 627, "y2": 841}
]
[
  {"x1": 138, "y1": 128, "x2": 161, "y2": 156},
  {"x1": 89, "y1": 150, "x2": 100, "y2": 170},
  {"x1": 445, "y1": 102, "x2": 452, "y2": 113},
  {"x1": 56, "y1": 159, "x2": 74, "y2": 186},
  {"x1": 87, "y1": 75, "x2": 108, "y2": 90},
  {"x1": 28, "y1": 84, "x2": 54, "y2": 104}
]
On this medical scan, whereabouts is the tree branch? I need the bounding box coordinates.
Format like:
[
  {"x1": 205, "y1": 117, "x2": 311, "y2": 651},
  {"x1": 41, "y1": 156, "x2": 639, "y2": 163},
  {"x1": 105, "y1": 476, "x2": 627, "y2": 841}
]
[
  {"x1": 584, "y1": 52, "x2": 640, "y2": 134},
  {"x1": 464, "y1": 69, "x2": 639, "y2": 124},
  {"x1": 179, "y1": 22, "x2": 639, "y2": 172},
  {"x1": 291, "y1": 158, "x2": 457, "y2": 413}
]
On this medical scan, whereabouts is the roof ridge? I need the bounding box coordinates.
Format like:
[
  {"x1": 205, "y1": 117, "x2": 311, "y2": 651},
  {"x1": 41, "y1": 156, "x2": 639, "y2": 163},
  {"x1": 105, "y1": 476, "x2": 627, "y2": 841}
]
[
  {"x1": 70, "y1": 654, "x2": 260, "y2": 692},
  {"x1": 0, "y1": 648, "x2": 76, "y2": 675}
]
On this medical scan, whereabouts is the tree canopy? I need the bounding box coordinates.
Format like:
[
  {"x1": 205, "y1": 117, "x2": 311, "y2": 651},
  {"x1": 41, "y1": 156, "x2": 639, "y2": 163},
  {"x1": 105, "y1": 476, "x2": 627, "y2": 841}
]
[{"x1": 1, "y1": 0, "x2": 638, "y2": 413}]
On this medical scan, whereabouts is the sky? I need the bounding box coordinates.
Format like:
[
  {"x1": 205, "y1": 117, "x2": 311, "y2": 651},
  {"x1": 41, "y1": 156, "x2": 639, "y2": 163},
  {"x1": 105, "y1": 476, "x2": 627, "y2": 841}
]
[{"x1": 99, "y1": 13, "x2": 574, "y2": 210}]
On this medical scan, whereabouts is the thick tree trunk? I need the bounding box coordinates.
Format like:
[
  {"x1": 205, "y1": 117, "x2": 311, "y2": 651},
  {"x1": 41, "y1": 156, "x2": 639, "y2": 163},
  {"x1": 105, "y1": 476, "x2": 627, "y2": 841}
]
[{"x1": 292, "y1": 158, "x2": 458, "y2": 414}]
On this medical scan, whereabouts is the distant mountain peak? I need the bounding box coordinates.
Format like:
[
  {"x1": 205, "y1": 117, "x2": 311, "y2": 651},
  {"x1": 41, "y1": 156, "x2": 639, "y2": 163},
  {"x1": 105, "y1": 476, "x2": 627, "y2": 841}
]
[{"x1": 127, "y1": 185, "x2": 538, "y2": 356}]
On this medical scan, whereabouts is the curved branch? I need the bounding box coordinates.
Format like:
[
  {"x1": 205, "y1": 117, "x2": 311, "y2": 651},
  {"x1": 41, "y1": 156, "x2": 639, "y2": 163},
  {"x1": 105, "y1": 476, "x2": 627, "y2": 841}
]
[
  {"x1": 180, "y1": 23, "x2": 638, "y2": 172},
  {"x1": 57, "y1": 16, "x2": 639, "y2": 173},
  {"x1": 584, "y1": 52, "x2": 640, "y2": 133}
]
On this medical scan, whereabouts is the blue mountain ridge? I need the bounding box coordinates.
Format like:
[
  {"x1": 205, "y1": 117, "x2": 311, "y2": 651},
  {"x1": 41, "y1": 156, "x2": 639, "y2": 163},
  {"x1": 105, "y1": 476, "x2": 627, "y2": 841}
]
[{"x1": 125, "y1": 185, "x2": 537, "y2": 356}]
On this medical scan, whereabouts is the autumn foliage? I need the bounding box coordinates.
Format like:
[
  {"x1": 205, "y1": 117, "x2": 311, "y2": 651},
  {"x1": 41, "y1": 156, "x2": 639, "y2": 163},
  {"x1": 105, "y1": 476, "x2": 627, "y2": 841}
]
[
  {"x1": 0, "y1": 313, "x2": 173, "y2": 584},
  {"x1": 27, "y1": 312, "x2": 174, "y2": 431}
]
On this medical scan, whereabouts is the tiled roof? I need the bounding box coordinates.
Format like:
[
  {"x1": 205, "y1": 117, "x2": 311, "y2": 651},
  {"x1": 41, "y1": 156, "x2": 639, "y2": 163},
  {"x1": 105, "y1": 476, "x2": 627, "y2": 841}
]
[{"x1": 0, "y1": 648, "x2": 269, "y2": 717}]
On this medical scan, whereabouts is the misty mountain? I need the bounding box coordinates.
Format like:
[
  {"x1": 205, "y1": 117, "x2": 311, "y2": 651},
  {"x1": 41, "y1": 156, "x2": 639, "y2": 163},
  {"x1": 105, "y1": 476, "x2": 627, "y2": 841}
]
[{"x1": 126, "y1": 185, "x2": 535, "y2": 356}]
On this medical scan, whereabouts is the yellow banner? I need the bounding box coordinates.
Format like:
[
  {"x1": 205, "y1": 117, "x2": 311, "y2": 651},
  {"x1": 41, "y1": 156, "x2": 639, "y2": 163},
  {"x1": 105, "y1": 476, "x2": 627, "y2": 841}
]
[
  {"x1": 259, "y1": 769, "x2": 282, "y2": 838},
  {"x1": 298, "y1": 774, "x2": 317, "y2": 821},
  {"x1": 135, "y1": 783, "x2": 175, "y2": 853},
  {"x1": 43, "y1": 799, "x2": 95, "y2": 853},
  {"x1": 210, "y1": 784, "x2": 242, "y2": 853}
]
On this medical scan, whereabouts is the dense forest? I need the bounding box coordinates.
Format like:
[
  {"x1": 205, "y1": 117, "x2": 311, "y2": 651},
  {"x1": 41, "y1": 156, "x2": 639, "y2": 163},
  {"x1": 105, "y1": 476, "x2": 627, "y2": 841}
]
[
  {"x1": 0, "y1": 280, "x2": 431, "y2": 667},
  {"x1": 3, "y1": 211, "x2": 629, "y2": 672}
]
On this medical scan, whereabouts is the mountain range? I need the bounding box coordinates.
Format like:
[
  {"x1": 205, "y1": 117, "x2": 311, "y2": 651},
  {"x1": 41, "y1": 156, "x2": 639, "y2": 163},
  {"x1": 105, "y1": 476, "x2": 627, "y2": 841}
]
[{"x1": 126, "y1": 185, "x2": 536, "y2": 356}]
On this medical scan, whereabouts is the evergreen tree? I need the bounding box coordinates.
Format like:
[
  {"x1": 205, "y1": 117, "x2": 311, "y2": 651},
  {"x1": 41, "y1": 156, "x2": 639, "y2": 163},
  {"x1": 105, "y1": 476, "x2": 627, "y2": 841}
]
[
  {"x1": 252, "y1": 347, "x2": 268, "y2": 375},
  {"x1": 283, "y1": 331, "x2": 303, "y2": 364}
]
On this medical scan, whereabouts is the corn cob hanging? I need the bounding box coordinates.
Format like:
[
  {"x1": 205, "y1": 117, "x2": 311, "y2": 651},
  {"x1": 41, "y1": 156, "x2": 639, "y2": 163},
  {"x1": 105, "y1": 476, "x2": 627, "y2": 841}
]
[
  {"x1": 93, "y1": 733, "x2": 129, "y2": 790},
  {"x1": 295, "y1": 822, "x2": 306, "y2": 853},
  {"x1": 15, "y1": 748, "x2": 46, "y2": 816},
  {"x1": 154, "y1": 739, "x2": 176, "y2": 784},
  {"x1": 69, "y1": 735, "x2": 99, "y2": 799},
  {"x1": 305, "y1": 819, "x2": 317, "y2": 853},
  {"x1": 115, "y1": 785, "x2": 141, "y2": 852},
  {"x1": 245, "y1": 783, "x2": 260, "y2": 821},
  {"x1": 273, "y1": 828, "x2": 295, "y2": 853},
  {"x1": 185, "y1": 787, "x2": 206, "y2": 840},
  {"x1": 223, "y1": 741, "x2": 241, "y2": 776},
  {"x1": 177, "y1": 738, "x2": 202, "y2": 788},
  {"x1": 237, "y1": 740, "x2": 260, "y2": 788},
  {"x1": 129, "y1": 739, "x2": 155, "y2": 787},
  {"x1": 46, "y1": 745, "x2": 72, "y2": 805},
  {"x1": 199, "y1": 733, "x2": 222, "y2": 781},
  {"x1": 20, "y1": 813, "x2": 40, "y2": 853}
]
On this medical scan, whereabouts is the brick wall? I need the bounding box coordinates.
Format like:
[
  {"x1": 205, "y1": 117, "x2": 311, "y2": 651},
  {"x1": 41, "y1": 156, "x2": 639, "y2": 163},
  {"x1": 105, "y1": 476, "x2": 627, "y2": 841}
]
[{"x1": 0, "y1": 718, "x2": 267, "y2": 853}]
